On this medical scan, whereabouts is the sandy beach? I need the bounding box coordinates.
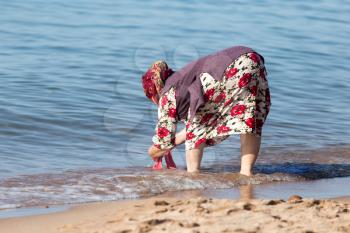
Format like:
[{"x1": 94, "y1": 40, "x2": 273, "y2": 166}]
[
  {"x1": 1, "y1": 195, "x2": 349, "y2": 233},
  {"x1": 2, "y1": 0, "x2": 350, "y2": 233}
]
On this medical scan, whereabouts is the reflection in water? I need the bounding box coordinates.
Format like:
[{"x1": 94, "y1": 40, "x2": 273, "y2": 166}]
[
  {"x1": 157, "y1": 184, "x2": 255, "y2": 200},
  {"x1": 0, "y1": 160, "x2": 350, "y2": 210},
  {"x1": 239, "y1": 185, "x2": 254, "y2": 200}
]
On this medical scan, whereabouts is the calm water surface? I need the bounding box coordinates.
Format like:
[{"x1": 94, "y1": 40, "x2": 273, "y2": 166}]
[{"x1": 1, "y1": 0, "x2": 350, "y2": 209}]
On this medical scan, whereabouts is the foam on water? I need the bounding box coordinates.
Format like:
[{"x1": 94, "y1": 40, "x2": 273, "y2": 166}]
[
  {"x1": 0, "y1": 168, "x2": 301, "y2": 210},
  {"x1": 1, "y1": 146, "x2": 350, "y2": 210}
]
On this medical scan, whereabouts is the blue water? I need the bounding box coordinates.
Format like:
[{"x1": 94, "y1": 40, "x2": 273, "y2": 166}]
[{"x1": 1, "y1": 0, "x2": 350, "y2": 209}]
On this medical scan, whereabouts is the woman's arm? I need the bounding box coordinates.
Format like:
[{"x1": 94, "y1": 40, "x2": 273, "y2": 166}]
[
  {"x1": 148, "y1": 127, "x2": 186, "y2": 159},
  {"x1": 148, "y1": 145, "x2": 169, "y2": 158},
  {"x1": 149, "y1": 88, "x2": 180, "y2": 159},
  {"x1": 175, "y1": 128, "x2": 186, "y2": 146}
]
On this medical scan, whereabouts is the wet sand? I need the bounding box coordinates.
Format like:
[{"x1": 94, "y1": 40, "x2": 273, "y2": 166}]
[
  {"x1": 0, "y1": 195, "x2": 349, "y2": 233},
  {"x1": 2, "y1": 146, "x2": 350, "y2": 211}
]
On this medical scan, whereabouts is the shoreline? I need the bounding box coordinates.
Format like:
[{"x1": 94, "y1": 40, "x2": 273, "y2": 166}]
[
  {"x1": 1, "y1": 177, "x2": 350, "y2": 232},
  {"x1": 1, "y1": 145, "x2": 350, "y2": 214},
  {"x1": 1, "y1": 176, "x2": 350, "y2": 219}
]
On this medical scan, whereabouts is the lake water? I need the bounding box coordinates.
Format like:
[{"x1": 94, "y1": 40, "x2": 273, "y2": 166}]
[{"x1": 1, "y1": 0, "x2": 350, "y2": 210}]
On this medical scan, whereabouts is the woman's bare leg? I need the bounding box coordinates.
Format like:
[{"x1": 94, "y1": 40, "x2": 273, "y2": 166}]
[
  {"x1": 240, "y1": 134, "x2": 261, "y2": 176},
  {"x1": 185, "y1": 145, "x2": 204, "y2": 173}
]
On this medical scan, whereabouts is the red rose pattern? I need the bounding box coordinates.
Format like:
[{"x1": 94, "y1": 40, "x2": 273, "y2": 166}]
[
  {"x1": 250, "y1": 86, "x2": 257, "y2": 96},
  {"x1": 142, "y1": 70, "x2": 157, "y2": 98},
  {"x1": 238, "y1": 73, "x2": 252, "y2": 88},
  {"x1": 168, "y1": 108, "x2": 177, "y2": 118},
  {"x1": 160, "y1": 95, "x2": 168, "y2": 107},
  {"x1": 154, "y1": 53, "x2": 270, "y2": 151},
  {"x1": 250, "y1": 53, "x2": 260, "y2": 64},
  {"x1": 224, "y1": 99, "x2": 232, "y2": 107},
  {"x1": 204, "y1": 88, "x2": 215, "y2": 101},
  {"x1": 186, "y1": 132, "x2": 195, "y2": 140},
  {"x1": 152, "y1": 88, "x2": 177, "y2": 150},
  {"x1": 200, "y1": 113, "x2": 214, "y2": 124},
  {"x1": 214, "y1": 92, "x2": 226, "y2": 103},
  {"x1": 157, "y1": 127, "x2": 169, "y2": 138},
  {"x1": 217, "y1": 125, "x2": 231, "y2": 134},
  {"x1": 194, "y1": 138, "x2": 206, "y2": 148},
  {"x1": 230, "y1": 104, "x2": 246, "y2": 116},
  {"x1": 245, "y1": 118, "x2": 255, "y2": 128},
  {"x1": 225, "y1": 68, "x2": 238, "y2": 79}
]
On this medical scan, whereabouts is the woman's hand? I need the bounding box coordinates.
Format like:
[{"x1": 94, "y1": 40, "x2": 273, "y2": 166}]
[
  {"x1": 148, "y1": 145, "x2": 169, "y2": 159},
  {"x1": 150, "y1": 149, "x2": 177, "y2": 170}
]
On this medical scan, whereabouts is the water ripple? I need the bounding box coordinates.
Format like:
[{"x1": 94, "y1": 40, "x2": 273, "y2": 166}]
[{"x1": 0, "y1": 0, "x2": 350, "y2": 195}]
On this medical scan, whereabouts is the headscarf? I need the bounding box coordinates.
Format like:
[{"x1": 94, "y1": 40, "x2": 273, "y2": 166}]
[{"x1": 142, "y1": 60, "x2": 173, "y2": 104}]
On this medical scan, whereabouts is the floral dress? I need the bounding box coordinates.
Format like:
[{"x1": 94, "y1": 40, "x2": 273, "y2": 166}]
[{"x1": 153, "y1": 52, "x2": 271, "y2": 151}]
